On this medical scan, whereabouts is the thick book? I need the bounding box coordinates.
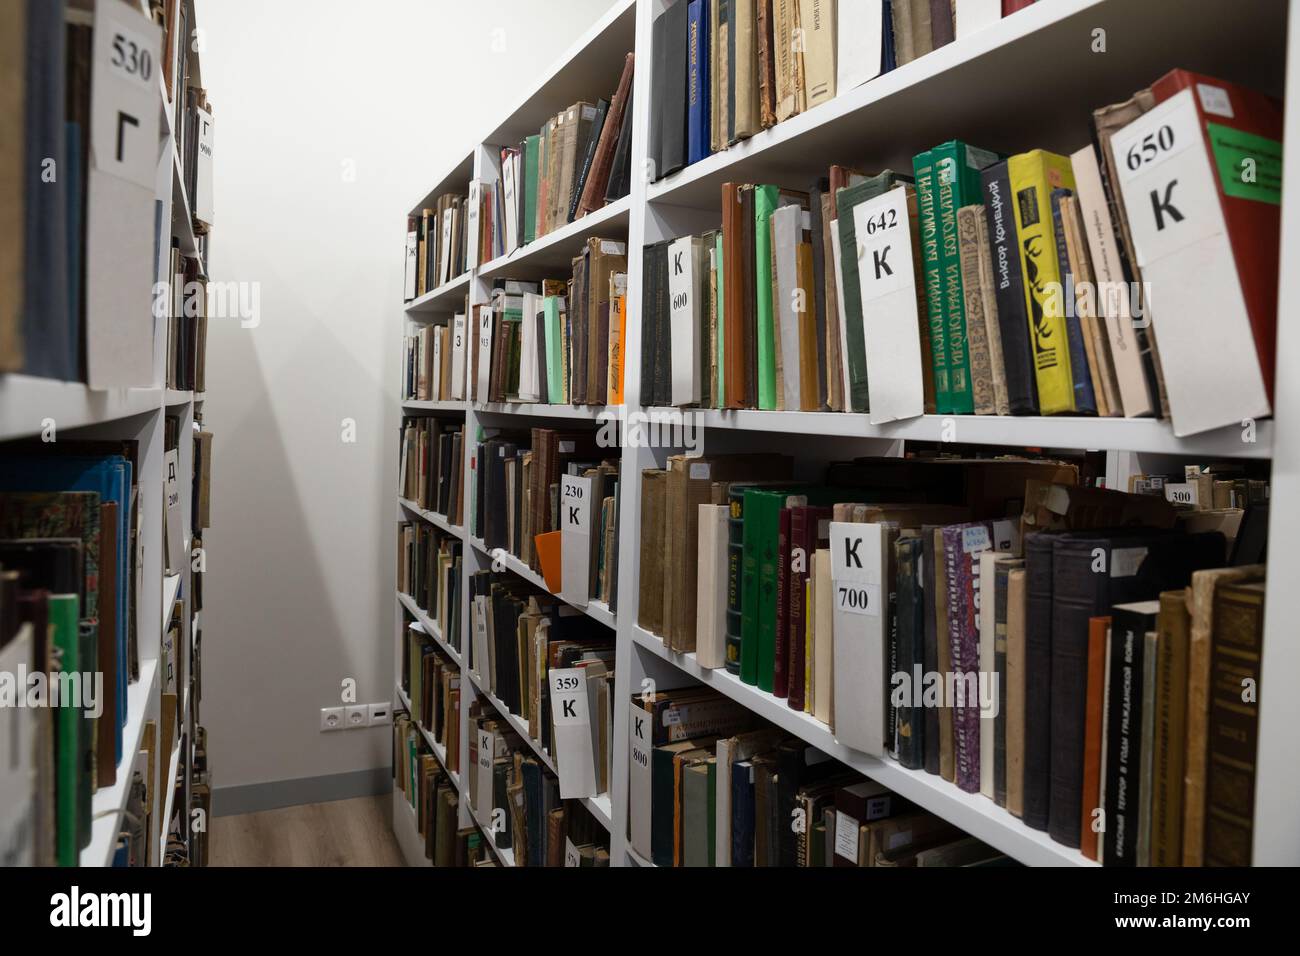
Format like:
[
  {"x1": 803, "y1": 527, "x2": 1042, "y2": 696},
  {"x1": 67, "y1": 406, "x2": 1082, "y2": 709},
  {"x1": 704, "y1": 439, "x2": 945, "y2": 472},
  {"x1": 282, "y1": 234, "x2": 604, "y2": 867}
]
[
  {"x1": 980, "y1": 161, "x2": 1039, "y2": 414},
  {"x1": 1103, "y1": 600, "x2": 1159, "y2": 867},
  {"x1": 569, "y1": 99, "x2": 608, "y2": 224},
  {"x1": 660, "y1": 0, "x2": 690, "y2": 179},
  {"x1": 687, "y1": 0, "x2": 711, "y2": 165}
]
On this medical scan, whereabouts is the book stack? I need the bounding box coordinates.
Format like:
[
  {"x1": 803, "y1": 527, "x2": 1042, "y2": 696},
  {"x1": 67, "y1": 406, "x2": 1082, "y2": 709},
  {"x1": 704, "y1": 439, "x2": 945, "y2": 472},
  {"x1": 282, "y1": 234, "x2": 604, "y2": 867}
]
[
  {"x1": 477, "y1": 53, "x2": 635, "y2": 262},
  {"x1": 627, "y1": 684, "x2": 1011, "y2": 866},
  {"x1": 642, "y1": 68, "x2": 1280, "y2": 439},
  {"x1": 468, "y1": 702, "x2": 611, "y2": 865},
  {"x1": 404, "y1": 192, "x2": 471, "y2": 301},
  {"x1": 393, "y1": 715, "x2": 490, "y2": 866},
  {"x1": 0, "y1": 446, "x2": 146, "y2": 866},
  {"x1": 639, "y1": 452, "x2": 1272, "y2": 863},
  {"x1": 651, "y1": 0, "x2": 1021, "y2": 180},
  {"x1": 402, "y1": 314, "x2": 469, "y2": 402},
  {"x1": 398, "y1": 416, "x2": 466, "y2": 525},
  {"x1": 398, "y1": 523, "x2": 463, "y2": 651},
  {"x1": 468, "y1": 572, "x2": 615, "y2": 787},
  {"x1": 402, "y1": 627, "x2": 461, "y2": 774},
  {"x1": 165, "y1": 246, "x2": 209, "y2": 392},
  {"x1": 471, "y1": 247, "x2": 629, "y2": 406}
]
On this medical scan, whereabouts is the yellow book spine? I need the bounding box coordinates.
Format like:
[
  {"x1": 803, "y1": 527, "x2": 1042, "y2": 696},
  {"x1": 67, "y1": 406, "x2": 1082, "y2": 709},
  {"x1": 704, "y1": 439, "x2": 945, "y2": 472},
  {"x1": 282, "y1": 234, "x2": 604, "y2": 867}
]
[
  {"x1": 609, "y1": 291, "x2": 626, "y2": 405},
  {"x1": 1008, "y1": 150, "x2": 1077, "y2": 414}
]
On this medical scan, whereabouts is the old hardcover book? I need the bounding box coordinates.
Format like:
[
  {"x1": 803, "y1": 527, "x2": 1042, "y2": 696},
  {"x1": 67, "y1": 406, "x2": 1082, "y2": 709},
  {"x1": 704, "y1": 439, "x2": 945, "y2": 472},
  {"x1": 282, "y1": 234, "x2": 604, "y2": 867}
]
[
  {"x1": 1049, "y1": 188, "x2": 1097, "y2": 415},
  {"x1": 1061, "y1": 192, "x2": 1121, "y2": 417},
  {"x1": 958, "y1": 205, "x2": 996, "y2": 415},
  {"x1": 661, "y1": 1, "x2": 689, "y2": 179},
  {"x1": 721, "y1": 184, "x2": 747, "y2": 408},
  {"x1": 757, "y1": 0, "x2": 776, "y2": 129},
  {"x1": 772, "y1": 0, "x2": 806, "y2": 122},
  {"x1": 1006, "y1": 566, "x2": 1027, "y2": 817},
  {"x1": 1203, "y1": 579, "x2": 1265, "y2": 866},
  {"x1": 800, "y1": 0, "x2": 835, "y2": 110},
  {"x1": 980, "y1": 161, "x2": 1038, "y2": 414},
  {"x1": 733, "y1": 0, "x2": 761, "y2": 138},
  {"x1": 637, "y1": 470, "x2": 668, "y2": 636},
  {"x1": 1150, "y1": 589, "x2": 1190, "y2": 867},
  {"x1": 580, "y1": 54, "x2": 635, "y2": 215},
  {"x1": 1103, "y1": 600, "x2": 1159, "y2": 866},
  {"x1": 696, "y1": 503, "x2": 730, "y2": 669}
]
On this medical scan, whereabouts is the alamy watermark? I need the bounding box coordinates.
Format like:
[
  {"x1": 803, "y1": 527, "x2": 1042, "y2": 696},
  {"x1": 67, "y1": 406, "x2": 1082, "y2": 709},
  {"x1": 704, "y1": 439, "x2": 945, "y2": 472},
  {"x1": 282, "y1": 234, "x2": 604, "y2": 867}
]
[
  {"x1": 595, "y1": 409, "x2": 704, "y2": 456},
  {"x1": 152, "y1": 277, "x2": 261, "y2": 328},
  {"x1": 0, "y1": 666, "x2": 103, "y2": 719}
]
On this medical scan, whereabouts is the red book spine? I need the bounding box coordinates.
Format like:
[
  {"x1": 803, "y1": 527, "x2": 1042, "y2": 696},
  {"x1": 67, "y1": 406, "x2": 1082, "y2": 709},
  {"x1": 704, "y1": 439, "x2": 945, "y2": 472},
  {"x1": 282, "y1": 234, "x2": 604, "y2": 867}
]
[
  {"x1": 787, "y1": 507, "x2": 808, "y2": 711},
  {"x1": 774, "y1": 507, "x2": 792, "y2": 698},
  {"x1": 1150, "y1": 69, "x2": 1283, "y2": 402},
  {"x1": 1079, "y1": 616, "x2": 1110, "y2": 861},
  {"x1": 1002, "y1": 0, "x2": 1037, "y2": 13}
]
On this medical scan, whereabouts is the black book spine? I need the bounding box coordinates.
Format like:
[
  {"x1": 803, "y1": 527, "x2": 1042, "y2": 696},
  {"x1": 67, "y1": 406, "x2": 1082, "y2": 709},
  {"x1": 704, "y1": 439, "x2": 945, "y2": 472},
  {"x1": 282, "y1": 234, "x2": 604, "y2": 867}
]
[
  {"x1": 1022, "y1": 532, "x2": 1054, "y2": 830},
  {"x1": 649, "y1": 10, "x2": 667, "y2": 181},
  {"x1": 921, "y1": 528, "x2": 940, "y2": 775},
  {"x1": 993, "y1": 562, "x2": 1010, "y2": 807},
  {"x1": 895, "y1": 535, "x2": 923, "y2": 770},
  {"x1": 1102, "y1": 605, "x2": 1155, "y2": 867},
  {"x1": 1047, "y1": 537, "x2": 1108, "y2": 848},
  {"x1": 605, "y1": 86, "x2": 635, "y2": 203},
  {"x1": 808, "y1": 179, "x2": 830, "y2": 410},
  {"x1": 652, "y1": 242, "x2": 672, "y2": 406},
  {"x1": 659, "y1": 0, "x2": 689, "y2": 180},
  {"x1": 639, "y1": 243, "x2": 659, "y2": 406},
  {"x1": 980, "y1": 162, "x2": 1039, "y2": 415},
  {"x1": 569, "y1": 99, "x2": 608, "y2": 223}
]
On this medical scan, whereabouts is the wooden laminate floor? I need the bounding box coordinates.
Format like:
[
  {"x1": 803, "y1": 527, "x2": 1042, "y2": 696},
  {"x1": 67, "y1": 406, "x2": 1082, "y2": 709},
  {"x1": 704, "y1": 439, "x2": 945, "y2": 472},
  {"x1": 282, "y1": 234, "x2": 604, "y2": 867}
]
[{"x1": 210, "y1": 794, "x2": 405, "y2": 866}]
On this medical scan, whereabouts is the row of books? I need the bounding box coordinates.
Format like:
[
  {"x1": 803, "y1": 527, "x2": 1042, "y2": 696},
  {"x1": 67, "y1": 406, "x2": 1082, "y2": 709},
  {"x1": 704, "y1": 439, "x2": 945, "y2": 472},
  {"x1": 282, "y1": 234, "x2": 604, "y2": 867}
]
[
  {"x1": 397, "y1": 523, "x2": 463, "y2": 654},
  {"x1": 471, "y1": 427, "x2": 621, "y2": 604},
  {"x1": 628, "y1": 684, "x2": 1010, "y2": 866},
  {"x1": 637, "y1": 452, "x2": 1270, "y2": 863},
  {"x1": 653, "y1": 0, "x2": 1033, "y2": 179},
  {"x1": 394, "y1": 716, "x2": 493, "y2": 866},
  {"x1": 402, "y1": 625, "x2": 461, "y2": 775},
  {"x1": 468, "y1": 701, "x2": 611, "y2": 865},
  {"x1": 482, "y1": 53, "x2": 636, "y2": 262},
  {"x1": 402, "y1": 315, "x2": 467, "y2": 403},
  {"x1": 467, "y1": 571, "x2": 614, "y2": 794},
  {"x1": 642, "y1": 67, "x2": 1281, "y2": 439},
  {"x1": 397, "y1": 416, "x2": 466, "y2": 526},
  {"x1": 164, "y1": 246, "x2": 209, "y2": 392},
  {"x1": 472, "y1": 247, "x2": 628, "y2": 407},
  {"x1": 403, "y1": 192, "x2": 470, "y2": 302},
  {"x1": 0, "y1": 445, "x2": 147, "y2": 866}
]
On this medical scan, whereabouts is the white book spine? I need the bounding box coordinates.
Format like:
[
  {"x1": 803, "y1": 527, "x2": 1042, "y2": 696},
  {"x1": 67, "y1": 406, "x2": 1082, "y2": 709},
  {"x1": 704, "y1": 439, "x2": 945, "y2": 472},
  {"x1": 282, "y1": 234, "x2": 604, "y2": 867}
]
[
  {"x1": 1110, "y1": 88, "x2": 1270, "y2": 436},
  {"x1": 695, "y1": 504, "x2": 729, "y2": 669},
  {"x1": 835, "y1": 0, "x2": 883, "y2": 94},
  {"x1": 955, "y1": 0, "x2": 1002, "y2": 39},
  {"x1": 829, "y1": 229, "x2": 854, "y2": 407},
  {"x1": 854, "y1": 185, "x2": 925, "y2": 423},
  {"x1": 772, "y1": 205, "x2": 803, "y2": 411}
]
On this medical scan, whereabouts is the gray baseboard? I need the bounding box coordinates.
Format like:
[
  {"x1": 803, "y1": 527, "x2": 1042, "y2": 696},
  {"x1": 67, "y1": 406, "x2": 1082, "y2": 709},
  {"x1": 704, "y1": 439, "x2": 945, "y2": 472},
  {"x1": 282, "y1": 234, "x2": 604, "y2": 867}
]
[{"x1": 213, "y1": 767, "x2": 392, "y2": 817}]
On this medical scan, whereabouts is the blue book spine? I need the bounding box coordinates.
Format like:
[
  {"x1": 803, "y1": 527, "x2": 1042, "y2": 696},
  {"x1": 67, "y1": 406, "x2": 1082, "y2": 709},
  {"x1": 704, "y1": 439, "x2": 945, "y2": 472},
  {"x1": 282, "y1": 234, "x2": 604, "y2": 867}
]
[
  {"x1": 687, "y1": 0, "x2": 711, "y2": 165},
  {"x1": 882, "y1": 1, "x2": 898, "y2": 73},
  {"x1": 1050, "y1": 188, "x2": 1097, "y2": 415},
  {"x1": 731, "y1": 760, "x2": 755, "y2": 867}
]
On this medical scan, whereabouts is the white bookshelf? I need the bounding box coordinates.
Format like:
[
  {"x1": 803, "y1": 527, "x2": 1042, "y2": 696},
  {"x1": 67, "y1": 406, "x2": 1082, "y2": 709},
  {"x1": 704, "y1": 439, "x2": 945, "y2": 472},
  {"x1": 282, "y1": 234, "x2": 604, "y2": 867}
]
[
  {"x1": 392, "y1": 0, "x2": 1299, "y2": 867},
  {"x1": 1, "y1": 0, "x2": 213, "y2": 868}
]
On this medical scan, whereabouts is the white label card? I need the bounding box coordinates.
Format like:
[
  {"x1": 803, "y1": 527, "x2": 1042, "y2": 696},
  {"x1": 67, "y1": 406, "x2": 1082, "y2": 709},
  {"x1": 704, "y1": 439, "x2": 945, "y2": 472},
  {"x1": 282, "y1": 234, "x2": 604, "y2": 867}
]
[
  {"x1": 193, "y1": 107, "x2": 215, "y2": 225},
  {"x1": 91, "y1": 0, "x2": 163, "y2": 190},
  {"x1": 548, "y1": 668, "x2": 596, "y2": 798},
  {"x1": 834, "y1": 811, "x2": 860, "y2": 861},
  {"x1": 628, "y1": 701, "x2": 653, "y2": 857},
  {"x1": 164, "y1": 449, "x2": 182, "y2": 573},
  {"x1": 1164, "y1": 482, "x2": 1199, "y2": 507},
  {"x1": 476, "y1": 309, "x2": 494, "y2": 402},
  {"x1": 854, "y1": 186, "x2": 912, "y2": 301},
  {"x1": 565, "y1": 838, "x2": 581, "y2": 867},
  {"x1": 559, "y1": 475, "x2": 592, "y2": 607},
  {"x1": 476, "y1": 729, "x2": 494, "y2": 820},
  {"x1": 830, "y1": 523, "x2": 882, "y2": 618}
]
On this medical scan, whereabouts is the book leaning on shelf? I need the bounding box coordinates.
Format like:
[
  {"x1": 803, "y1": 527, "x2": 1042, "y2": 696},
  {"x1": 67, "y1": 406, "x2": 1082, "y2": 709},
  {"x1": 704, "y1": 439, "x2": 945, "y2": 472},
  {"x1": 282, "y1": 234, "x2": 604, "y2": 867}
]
[
  {"x1": 651, "y1": 0, "x2": 1023, "y2": 182},
  {"x1": 467, "y1": 571, "x2": 615, "y2": 795},
  {"x1": 641, "y1": 67, "x2": 1281, "y2": 439},
  {"x1": 398, "y1": 415, "x2": 466, "y2": 524},
  {"x1": 626, "y1": 683, "x2": 1014, "y2": 866},
  {"x1": 398, "y1": 522, "x2": 462, "y2": 652},
  {"x1": 470, "y1": 248, "x2": 628, "y2": 408},
  {"x1": 467, "y1": 703, "x2": 612, "y2": 866},
  {"x1": 473, "y1": 52, "x2": 635, "y2": 267},
  {"x1": 637, "y1": 451, "x2": 1271, "y2": 864}
]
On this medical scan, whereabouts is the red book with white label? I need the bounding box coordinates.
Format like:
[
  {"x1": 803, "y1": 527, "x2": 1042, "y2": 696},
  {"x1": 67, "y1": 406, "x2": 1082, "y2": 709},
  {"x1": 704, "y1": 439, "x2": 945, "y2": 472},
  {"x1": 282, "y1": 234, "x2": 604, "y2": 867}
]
[{"x1": 1111, "y1": 70, "x2": 1282, "y2": 436}]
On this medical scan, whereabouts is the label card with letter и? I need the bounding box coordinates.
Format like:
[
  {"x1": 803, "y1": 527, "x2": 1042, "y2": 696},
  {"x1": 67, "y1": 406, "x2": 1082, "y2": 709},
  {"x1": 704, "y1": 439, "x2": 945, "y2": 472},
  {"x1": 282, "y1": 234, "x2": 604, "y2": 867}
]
[
  {"x1": 91, "y1": 0, "x2": 163, "y2": 190},
  {"x1": 548, "y1": 668, "x2": 597, "y2": 799},
  {"x1": 559, "y1": 474, "x2": 592, "y2": 608}
]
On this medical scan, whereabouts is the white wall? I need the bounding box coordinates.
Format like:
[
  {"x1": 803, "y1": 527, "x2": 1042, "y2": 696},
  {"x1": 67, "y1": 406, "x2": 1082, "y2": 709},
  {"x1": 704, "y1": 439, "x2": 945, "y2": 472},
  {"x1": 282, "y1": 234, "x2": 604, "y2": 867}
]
[{"x1": 196, "y1": 0, "x2": 615, "y2": 796}]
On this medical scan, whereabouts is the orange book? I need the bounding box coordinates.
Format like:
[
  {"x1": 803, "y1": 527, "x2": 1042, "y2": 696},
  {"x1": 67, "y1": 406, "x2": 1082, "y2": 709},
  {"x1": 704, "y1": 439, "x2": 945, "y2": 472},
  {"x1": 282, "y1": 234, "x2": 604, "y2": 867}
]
[
  {"x1": 1080, "y1": 615, "x2": 1110, "y2": 860},
  {"x1": 534, "y1": 530, "x2": 562, "y2": 592}
]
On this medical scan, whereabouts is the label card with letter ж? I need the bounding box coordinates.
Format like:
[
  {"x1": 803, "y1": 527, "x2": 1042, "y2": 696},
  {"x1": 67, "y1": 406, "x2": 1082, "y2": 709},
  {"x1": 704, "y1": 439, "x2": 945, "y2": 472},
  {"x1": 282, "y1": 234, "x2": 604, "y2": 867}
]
[
  {"x1": 559, "y1": 474, "x2": 593, "y2": 608},
  {"x1": 829, "y1": 522, "x2": 887, "y2": 757},
  {"x1": 548, "y1": 668, "x2": 597, "y2": 798}
]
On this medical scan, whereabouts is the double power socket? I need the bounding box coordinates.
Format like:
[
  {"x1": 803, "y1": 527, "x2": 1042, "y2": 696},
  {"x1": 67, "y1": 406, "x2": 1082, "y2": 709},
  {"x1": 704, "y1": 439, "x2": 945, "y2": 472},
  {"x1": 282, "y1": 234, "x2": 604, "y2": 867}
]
[{"x1": 320, "y1": 702, "x2": 390, "y2": 732}]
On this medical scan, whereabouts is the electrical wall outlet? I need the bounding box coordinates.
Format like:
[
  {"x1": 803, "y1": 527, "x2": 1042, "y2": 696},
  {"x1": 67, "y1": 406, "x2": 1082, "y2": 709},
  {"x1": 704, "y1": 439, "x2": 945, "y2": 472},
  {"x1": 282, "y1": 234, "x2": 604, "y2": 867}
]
[
  {"x1": 368, "y1": 702, "x2": 392, "y2": 726},
  {"x1": 344, "y1": 705, "x2": 368, "y2": 729},
  {"x1": 320, "y1": 707, "x2": 344, "y2": 732}
]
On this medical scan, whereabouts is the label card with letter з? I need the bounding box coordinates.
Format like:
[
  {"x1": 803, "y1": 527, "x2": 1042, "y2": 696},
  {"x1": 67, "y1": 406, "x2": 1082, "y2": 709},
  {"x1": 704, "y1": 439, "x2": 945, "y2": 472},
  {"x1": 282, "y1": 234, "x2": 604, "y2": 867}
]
[
  {"x1": 830, "y1": 521, "x2": 886, "y2": 757},
  {"x1": 559, "y1": 474, "x2": 593, "y2": 608},
  {"x1": 548, "y1": 667, "x2": 597, "y2": 798}
]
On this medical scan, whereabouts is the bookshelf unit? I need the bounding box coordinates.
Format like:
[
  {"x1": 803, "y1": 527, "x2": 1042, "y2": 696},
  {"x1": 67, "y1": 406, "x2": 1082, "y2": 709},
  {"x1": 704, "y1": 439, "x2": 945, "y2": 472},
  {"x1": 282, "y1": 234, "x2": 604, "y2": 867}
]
[
  {"x1": 392, "y1": 0, "x2": 1300, "y2": 867},
  {"x1": 0, "y1": 0, "x2": 215, "y2": 867}
]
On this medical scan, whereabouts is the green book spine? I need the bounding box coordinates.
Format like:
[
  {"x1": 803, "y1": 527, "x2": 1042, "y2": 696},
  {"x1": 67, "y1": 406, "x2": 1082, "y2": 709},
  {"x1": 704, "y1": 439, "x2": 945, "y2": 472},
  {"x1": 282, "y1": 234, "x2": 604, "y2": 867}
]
[
  {"x1": 524, "y1": 134, "x2": 540, "y2": 245},
  {"x1": 706, "y1": 760, "x2": 717, "y2": 867},
  {"x1": 755, "y1": 490, "x2": 780, "y2": 693},
  {"x1": 651, "y1": 747, "x2": 676, "y2": 867},
  {"x1": 715, "y1": 231, "x2": 725, "y2": 408},
  {"x1": 932, "y1": 142, "x2": 972, "y2": 414},
  {"x1": 50, "y1": 594, "x2": 80, "y2": 867},
  {"x1": 740, "y1": 487, "x2": 763, "y2": 685},
  {"x1": 544, "y1": 296, "x2": 563, "y2": 403},
  {"x1": 754, "y1": 185, "x2": 779, "y2": 410},
  {"x1": 913, "y1": 150, "x2": 949, "y2": 412}
]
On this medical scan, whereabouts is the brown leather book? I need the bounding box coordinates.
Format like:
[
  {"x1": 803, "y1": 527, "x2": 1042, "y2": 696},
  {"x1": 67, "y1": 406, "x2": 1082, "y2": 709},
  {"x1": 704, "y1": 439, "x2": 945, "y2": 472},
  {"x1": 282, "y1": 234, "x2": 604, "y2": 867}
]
[
  {"x1": 1182, "y1": 564, "x2": 1263, "y2": 865},
  {"x1": 740, "y1": 185, "x2": 758, "y2": 407},
  {"x1": 546, "y1": 807, "x2": 566, "y2": 867},
  {"x1": 1006, "y1": 567, "x2": 1027, "y2": 817},
  {"x1": 757, "y1": 0, "x2": 776, "y2": 129},
  {"x1": 1079, "y1": 614, "x2": 1108, "y2": 861},
  {"x1": 733, "y1": 0, "x2": 761, "y2": 138},
  {"x1": 722, "y1": 183, "x2": 747, "y2": 408},
  {"x1": 95, "y1": 502, "x2": 119, "y2": 789},
  {"x1": 796, "y1": 241, "x2": 818, "y2": 411},
  {"x1": 1204, "y1": 580, "x2": 1266, "y2": 866},
  {"x1": 637, "y1": 470, "x2": 668, "y2": 636},
  {"x1": 818, "y1": 191, "x2": 842, "y2": 410},
  {"x1": 579, "y1": 53, "x2": 635, "y2": 217},
  {"x1": 1151, "y1": 589, "x2": 1190, "y2": 867},
  {"x1": 772, "y1": 0, "x2": 805, "y2": 122},
  {"x1": 585, "y1": 238, "x2": 627, "y2": 405}
]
